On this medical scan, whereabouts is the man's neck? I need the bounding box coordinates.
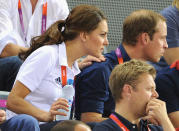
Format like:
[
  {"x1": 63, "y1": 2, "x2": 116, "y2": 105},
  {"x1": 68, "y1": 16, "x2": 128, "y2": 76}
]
[
  {"x1": 115, "y1": 103, "x2": 140, "y2": 126},
  {"x1": 30, "y1": 0, "x2": 38, "y2": 14},
  {"x1": 122, "y1": 43, "x2": 146, "y2": 61}
]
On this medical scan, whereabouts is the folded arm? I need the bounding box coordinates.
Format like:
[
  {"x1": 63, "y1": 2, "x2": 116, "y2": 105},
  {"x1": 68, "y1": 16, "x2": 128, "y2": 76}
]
[
  {"x1": 0, "y1": 43, "x2": 28, "y2": 57},
  {"x1": 168, "y1": 111, "x2": 179, "y2": 128},
  {"x1": 81, "y1": 112, "x2": 107, "y2": 123},
  {"x1": 75, "y1": 64, "x2": 111, "y2": 123}
]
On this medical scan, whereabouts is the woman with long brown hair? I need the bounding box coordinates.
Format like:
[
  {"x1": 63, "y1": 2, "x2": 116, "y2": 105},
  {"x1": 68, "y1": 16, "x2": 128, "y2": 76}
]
[{"x1": 4, "y1": 4, "x2": 108, "y2": 131}]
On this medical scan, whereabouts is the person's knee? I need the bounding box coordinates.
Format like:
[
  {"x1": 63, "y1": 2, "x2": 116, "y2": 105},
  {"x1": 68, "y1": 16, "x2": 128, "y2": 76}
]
[
  {"x1": 10, "y1": 114, "x2": 39, "y2": 131},
  {"x1": 5, "y1": 56, "x2": 23, "y2": 91},
  {"x1": 16, "y1": 114, "x2": 39, "y2": 125},
  {"x1": 1, "y1": 56, "x2": 22, "y2": 72},
  {"x1": 10, "y1": 56, "x2": 23, "y2": 69}
]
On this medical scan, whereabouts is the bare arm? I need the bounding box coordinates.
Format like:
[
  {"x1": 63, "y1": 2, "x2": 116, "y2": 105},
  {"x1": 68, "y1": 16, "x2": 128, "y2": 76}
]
[
  {"x1": 164, "y1": 47, "x2": 179, "y2": 65},
  {"x1": 159, "y1": 116, "x2": 175, "y2": 131},
  {"x1": 7, "y1": 81, "x2": 52, "y2": 122},
  {"x1": 81, "y1": 112, "x2": 107, "y2": 123},
  {"x1": 0, "y1": 43, "x2": 28, "y2": 58},
  {"x1": 7, "y1": 80, "x2": 69, "y2": 122},
  {"x1": 168, "y1": 111, "x2": 179, "y2": 128},
  {"x1": 0, "y1": 1, "x2": 28, "y2": 58}
]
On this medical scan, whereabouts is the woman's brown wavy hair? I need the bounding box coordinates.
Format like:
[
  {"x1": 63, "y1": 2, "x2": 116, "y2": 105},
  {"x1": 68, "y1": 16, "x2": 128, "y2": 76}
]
[{"x1": 19, "y1": 4, "x2": 107, "y2": 60}]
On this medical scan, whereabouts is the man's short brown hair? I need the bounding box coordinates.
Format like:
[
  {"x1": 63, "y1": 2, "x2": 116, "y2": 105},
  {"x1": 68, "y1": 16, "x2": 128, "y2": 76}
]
[
  {"x1": 122, "y1": 9, "x2": 166, "y2": 46},
  {"x1": 51, "y1": 120, "x2": 90, "y2": 131},
  {"x1": 109, "y1": 59, "x2": 156, "y2": 102}
]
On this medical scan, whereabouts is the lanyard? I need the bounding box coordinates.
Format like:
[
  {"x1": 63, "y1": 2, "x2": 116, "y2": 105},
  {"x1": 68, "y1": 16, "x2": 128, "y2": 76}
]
[
  {"x1": 18, "y1": 0, "x2": 47, "y2": 41},
  {"x1": 110, "y1": 114, "x2": 129, "y2": 131},
  {"x1": 61, "y1": 65, "x2": 76, "y2": 120},
  {"x1": 170, "y1": 60, "x2": 179, "y2": 70},
  {"x1": 110, "y1": 113, "x2": 151, "y2": 131},
  {"x1": 41, "y1": 2, "x2": 47, "y2": 34},
  {"x1": 147, "y1": 125, "x2": 151, "y2": 131},
  {"x1": 115, "y1": 47, "x2": 123, "y2": 64},
  {"x1": 61, "y1": 65, "x2": 75, "y2": 87},
  {"x1": 61, "y1": 66, "x2": 67, "y2": 87}
]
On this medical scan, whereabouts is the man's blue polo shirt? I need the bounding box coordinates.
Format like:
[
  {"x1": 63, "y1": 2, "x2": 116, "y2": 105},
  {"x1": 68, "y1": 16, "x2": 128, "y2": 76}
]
[
  {"x1": 75, "y1": 44, "x2": 131, "y2": 120},
  {"x1": 155, "y1": 67, "x2": 179, "y2": 114},
  {"x1": 93, "y1": 112, "x2": 163, "y2": 131}
]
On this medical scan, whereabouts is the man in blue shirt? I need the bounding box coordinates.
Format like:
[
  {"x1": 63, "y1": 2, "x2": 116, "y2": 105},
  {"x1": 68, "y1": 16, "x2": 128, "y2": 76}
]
[
  {"x1": 75, "y1": 9, "x2": 168, "y2": 122},
  {"x1": 155, "y1": 60, "x2": 179, "y2": 128},
  {"x1": 93, "y1": 60, "x2": 175, "y2": 131},
  {"x1": 150, "y1": 0, "x2": 179, "y2": 72}
]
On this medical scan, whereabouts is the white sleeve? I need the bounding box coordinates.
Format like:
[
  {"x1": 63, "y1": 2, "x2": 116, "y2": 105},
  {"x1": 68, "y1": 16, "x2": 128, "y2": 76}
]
[
  {"x1": 51, "y1": 0, "x2": 69, "y2": 20},
  {"x1": 17, "y1": 47, "x2": 54, "y2": 92},
  {"x1": 0, "y1": 0, "x2": 17, "y2": 54}
]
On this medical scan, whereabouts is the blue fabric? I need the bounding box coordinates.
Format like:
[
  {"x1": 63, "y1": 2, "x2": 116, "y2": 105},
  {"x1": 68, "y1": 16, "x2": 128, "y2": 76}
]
[
  {"x1": 149, "y1": 57, "x2": 168, "y2": 73},
  {"x1": 75, "y1": 44, "x2": 131, "y2": 120},
  {"x1": 161, "y1": 6, "x2": 179, "y2": 48},
  {"x1": 93, "y1": 112, "x2": 163, "y2": 131},
  {"x1": 0, "y1": 114, "x2": 63, "y2": 131},
  {"x1": 150, "y1": 6, "x2": 179, "y2": 71},
  {"x1": 87, "y1": 122, "x2": 98, "y2": 130},
  {"x1": 0, "y1": 56, "x2": 22, "y2": 91},
  {"x1": 0, "y1": 114, "x2": 40, "y2": 131},
  {"x1": 155, "y1": 66, "x2": 179, "y2": 114}
]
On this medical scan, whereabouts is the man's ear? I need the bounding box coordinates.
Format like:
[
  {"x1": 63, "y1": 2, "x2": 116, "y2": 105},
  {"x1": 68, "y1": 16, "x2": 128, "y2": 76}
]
[
  {"x1": 79, "y1": 32, "x2": 88, "y2": 42},
  {"x1": 140, "y1": 32, "x2": 150, "y2": 46},
  {"x1": 122, "y1": 84, "x2": 132, "y2": 98}
]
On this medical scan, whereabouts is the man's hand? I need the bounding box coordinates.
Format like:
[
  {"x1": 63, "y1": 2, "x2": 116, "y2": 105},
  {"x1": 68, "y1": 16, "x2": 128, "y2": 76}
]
[
  {"x1": 0, "y1": 110, "x2": 6, "y2": 124},
  {"x1": 78, "y1": 55, "x2": 106, "y2": 70},
  {"x1": 145, "y1": 99, "x2": 168, "y2": 125},
  {"x1": 145, "y1": 99, "x2": 175, "y2": 131}
]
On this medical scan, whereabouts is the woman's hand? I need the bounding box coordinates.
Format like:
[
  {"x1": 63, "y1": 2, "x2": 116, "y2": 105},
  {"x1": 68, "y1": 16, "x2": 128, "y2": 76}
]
[
  {"x1": 48, "y1": 98, "x2": 69, "y2": 121},
  {"x1": 78, "y1": 55, "x2": 106, "y2": 69}
]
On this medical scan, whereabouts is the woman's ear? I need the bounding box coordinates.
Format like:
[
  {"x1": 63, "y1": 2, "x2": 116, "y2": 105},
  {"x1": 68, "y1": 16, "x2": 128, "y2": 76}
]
[{"x1": 79, "y1": 32, "x2": 88, "y2": 42}]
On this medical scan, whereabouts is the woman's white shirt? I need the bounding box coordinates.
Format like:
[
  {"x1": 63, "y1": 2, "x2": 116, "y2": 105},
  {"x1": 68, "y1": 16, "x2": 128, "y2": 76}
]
[{"x1": 6, "y1": 43, "x2": 80, "y2": 120}]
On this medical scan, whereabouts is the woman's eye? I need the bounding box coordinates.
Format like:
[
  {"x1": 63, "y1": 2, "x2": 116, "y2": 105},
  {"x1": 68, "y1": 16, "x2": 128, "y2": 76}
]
[{"x1": 100, "y1": 34, "x2": 105, "y2": 36}]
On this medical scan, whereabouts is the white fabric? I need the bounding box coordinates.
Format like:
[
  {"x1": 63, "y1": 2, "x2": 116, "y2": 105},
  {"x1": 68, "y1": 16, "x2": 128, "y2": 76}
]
[
  {"x1": 0, "y1": 0, "x2": 69, "y2": 54},
  {"x1": 6, "y1": 43, "x2": 81, "y2": 121}
]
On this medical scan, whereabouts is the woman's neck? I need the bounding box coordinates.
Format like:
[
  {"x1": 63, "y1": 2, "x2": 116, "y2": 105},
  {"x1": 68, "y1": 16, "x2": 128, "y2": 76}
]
[{"x1": 65, "y1": 41, "x2": 86, "y2": 68}]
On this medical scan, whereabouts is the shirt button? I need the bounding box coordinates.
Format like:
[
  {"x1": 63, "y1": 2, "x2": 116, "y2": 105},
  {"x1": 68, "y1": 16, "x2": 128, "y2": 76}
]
[{"x1": 133, "y1": 125, "x2": 136, "y2": 128}]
